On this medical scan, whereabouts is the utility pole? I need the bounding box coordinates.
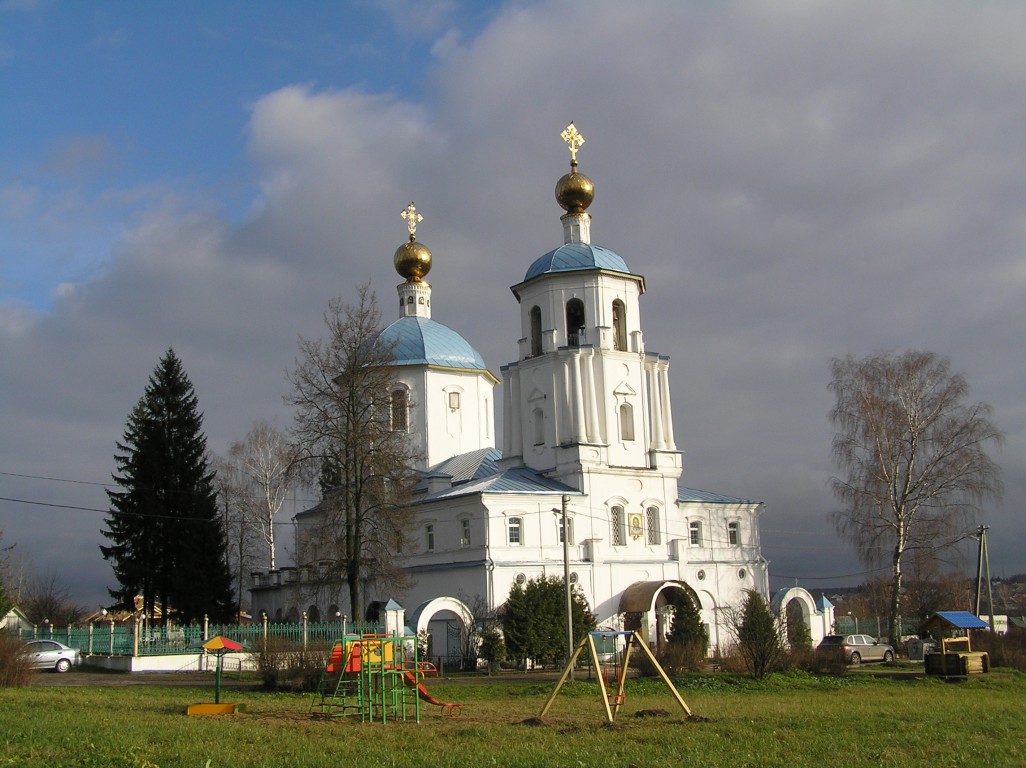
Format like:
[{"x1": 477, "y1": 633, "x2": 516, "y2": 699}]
[
  {"x1": 974, "y1": 525, "x2": 995, "y2": 632},
  {"x1": 560, "y1": 494, "x2": 574, "y2": 680}
]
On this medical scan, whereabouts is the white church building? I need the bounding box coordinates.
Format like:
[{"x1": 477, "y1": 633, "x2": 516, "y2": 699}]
[{"x1": 251, "y1": 126, "x2": 800, "y2": 656}]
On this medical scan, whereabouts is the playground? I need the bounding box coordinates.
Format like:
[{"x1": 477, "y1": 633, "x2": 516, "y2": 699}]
[
  {"x1": 310, "y1": 633, "x2": 462, "y2": 721},
  {"x1": 301, "y1": 629, "x2": 691, "y2": 723}
]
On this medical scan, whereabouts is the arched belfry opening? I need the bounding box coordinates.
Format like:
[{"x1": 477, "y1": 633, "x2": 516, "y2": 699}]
[
  {"x1": 529, "y1": 305, "x2": 542, "y2": 356},
  {"x1": 612, "y1": 299, "x2": 627, "y2": 351},
  {"x1": 566, "y1": 298, "x2": 585, "y2": 346}
]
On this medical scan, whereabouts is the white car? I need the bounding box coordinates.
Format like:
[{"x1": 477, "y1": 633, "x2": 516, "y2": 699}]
[{"x1": 23, "y1": 639, "x2": 81, "y2": 672}]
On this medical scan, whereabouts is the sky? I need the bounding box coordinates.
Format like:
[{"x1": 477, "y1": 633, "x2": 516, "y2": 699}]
[{"x1": 2, "y1": 0, "x2": 1023, "y2": 612}]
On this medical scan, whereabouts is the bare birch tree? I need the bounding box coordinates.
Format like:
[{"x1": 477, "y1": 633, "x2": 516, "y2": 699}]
[
  {"x1": 285, "y1": 286, "x2": 419, "y2": 622},
  {"x1": 226, "y1": 420, "x2": 297, "y2": 571},
  {"x1": 828, "y1": 350, "x2": 1003, "y2": 645}
]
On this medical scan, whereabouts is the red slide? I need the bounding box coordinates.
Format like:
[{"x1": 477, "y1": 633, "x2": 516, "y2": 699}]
[{"x1": 402, "y1": 671, "x2": 462, "y2": 716}]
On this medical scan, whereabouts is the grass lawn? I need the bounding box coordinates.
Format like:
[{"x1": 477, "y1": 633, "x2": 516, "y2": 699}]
[{"x1": 2, "y1": 669, "x2": 1024, "y2": 767}]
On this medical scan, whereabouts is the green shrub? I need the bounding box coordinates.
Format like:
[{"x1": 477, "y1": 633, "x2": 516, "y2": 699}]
[
  {"x1": 0, "y1": 632, "x2": 32, "y2": 687},
  {"x1": 478, "y1": 627, "x2": 506, "y2": 674},
  {"x1": 726, "y1": 590, "x2": 787, "y2": 680}
]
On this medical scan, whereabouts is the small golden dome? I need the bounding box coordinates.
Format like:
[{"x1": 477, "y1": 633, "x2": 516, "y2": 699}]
[
  {"x1": 394, "y1": 236, "x2": 432, "y2": 282},
  {"x1": 555, "y1": 170, "x2": 595, "y2": 214}
]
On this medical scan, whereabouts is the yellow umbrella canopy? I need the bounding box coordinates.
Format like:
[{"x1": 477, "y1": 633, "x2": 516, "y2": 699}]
[{"x1": 202, "y1": 636, "x2": 244, "y2": 652}]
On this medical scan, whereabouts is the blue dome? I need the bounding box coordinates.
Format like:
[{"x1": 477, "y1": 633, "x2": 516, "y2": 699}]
[
  {"x1": 524, "y1": 243, "x2": 631, "y2": 282},
  {"x1": 377, "y1": 317, "x2": 488, "y2": 370}
]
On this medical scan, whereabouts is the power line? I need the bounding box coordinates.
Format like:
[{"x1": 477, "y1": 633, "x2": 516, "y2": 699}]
[
  {"x1": 0, "y1": 495, "x2": 292, "y2": 526},
  {"x1": 0, "y1": 470, "x2": 115, "y2": 488}
]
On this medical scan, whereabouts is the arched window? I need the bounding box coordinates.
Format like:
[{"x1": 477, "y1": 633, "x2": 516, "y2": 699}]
[
  {"x1": 529, "y1": 306, "x2": 542, "y2": 356},
  {"x1": 390, "y1": 388, "x2": 409, "y2": 431},
  {"x1": 646, "y1": 506, "x2": 661, "y2": 545},
  {"x1": 566, "y1": 299, "x2": 585, "y2": 346},
  {"x1": 619, "y1": 403, "x2": 635, "y2": 441},
  {"x1": 728, "y1": 521, "x2": 740, "y2": 546},
  {"x1": 611, "y1": 505, "x2": 626, "y2": 546},
  {"x1": 612, "y1": 299, "x2": 627, "y2": 351},
  {"x1": 532, "y1": 407, "x2": 545, "y2": 446}
]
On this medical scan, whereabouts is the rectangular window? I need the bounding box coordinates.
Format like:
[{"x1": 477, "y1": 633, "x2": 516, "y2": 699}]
[
  {"x1": 558, "y1": 516, "x2": 574, "y2": 545},
  {"x1": 460, "y1": 519, "x2": 471, "y2": 547},
  {"x1": 646, "y1": 506, "x2": 660, "y2": 545},
  {"x1": 728, "y1": 521, "x2": 740, "y2": 546},
  {"x1": 425, "y1": 524, "x2": 434, "y2": 552},
  {"x1": 611, "y1": 506, "x2": 625, "y2": 546},
  {"x1": 508, "y1": 517, "x2": 522, "y2": 545},
  {"x1": 689, "y1": 521, "x2": 702, "y2": 547}
]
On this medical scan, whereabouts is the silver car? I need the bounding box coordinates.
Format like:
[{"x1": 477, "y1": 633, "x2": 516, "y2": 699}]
[
  {"x1": 23, "y1": 639, "x2": 81, "y2": 672},
  {"x1": 817, "y1": 634, "x2": 895, "y2": 664}
]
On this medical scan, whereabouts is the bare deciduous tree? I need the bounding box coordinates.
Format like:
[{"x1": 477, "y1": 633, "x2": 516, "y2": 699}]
[
  {"x1": 829, "y1": 350, "x2": 1003, "y2": 645},
  {"x1": 211, "y1": 453, "x2": 261, "y2": 616},
  {"x1": 226, "y1": 420, "x2": 298, "y2": 571},
  {"x1": 22, "y1": 570, "x2": 86, "y2": 627},
  {"x1": 285, "y1": 286, "x2": 419, "y2": 622}
]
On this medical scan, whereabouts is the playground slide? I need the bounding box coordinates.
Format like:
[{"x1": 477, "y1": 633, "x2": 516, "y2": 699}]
[{"x1": 402, "y1": 671, "x2": 462, "y2": 716}]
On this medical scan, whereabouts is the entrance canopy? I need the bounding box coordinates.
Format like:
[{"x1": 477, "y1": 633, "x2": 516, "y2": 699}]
[{"x1": 618, "y1": 580, "x2": 698, "y2": 614}]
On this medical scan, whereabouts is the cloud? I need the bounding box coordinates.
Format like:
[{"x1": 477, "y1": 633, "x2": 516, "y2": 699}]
[
  {"x1": 371, "y1": 0, "x2": 458, "y2": 37},
  {"x1": 43, "y1": 134, "x2": 117, "y2": 177},
  {"x1": 2, "y1": 1, "x2": 1025, "y2": 606},
  {"x1": 91, "y1": 27, "x2": 127, "y2": 49}
]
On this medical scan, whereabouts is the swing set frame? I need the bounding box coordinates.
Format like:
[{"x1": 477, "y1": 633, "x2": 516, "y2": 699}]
[{"x1": 538, "y1": 630, "x2": 693, "y2": 723}]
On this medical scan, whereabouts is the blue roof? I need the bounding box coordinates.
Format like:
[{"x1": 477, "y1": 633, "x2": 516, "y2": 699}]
[
  {"x1": 426, "y1": 447, "x2": 501, "y2": 485},
  {"x1": 932, "y1": 611, "x2": 989, "y2": 630},
  {"x1": 524, "y1": 243, "x2": 631, "y2": 281},
  {"x1": 677, "y1": 484, "x2": 758, "y2": 504},
  {"x1": 420, "y1": 466, "x2": 580, "y2": 502},
  {"x1": 377, "y1": 317, "x2": 488, "y2": 371}
]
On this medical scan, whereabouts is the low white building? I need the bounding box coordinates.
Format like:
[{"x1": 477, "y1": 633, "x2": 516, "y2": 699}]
[{"x1": 252, "y1": 128, "x2": 772, "y2": 656}]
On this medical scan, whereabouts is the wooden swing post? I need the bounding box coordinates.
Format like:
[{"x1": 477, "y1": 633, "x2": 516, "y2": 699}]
[{"x1": 538, "y1": 630, "x2": 693, "y2": 723}]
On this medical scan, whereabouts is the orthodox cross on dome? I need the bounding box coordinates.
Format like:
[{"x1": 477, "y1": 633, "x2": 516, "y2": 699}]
[
  {"x1": 561, "y1": 122, "x2": 585, "y2": 164},
  {"x1": 400, "y1": 202, "x2": 423, "y2": 237}
]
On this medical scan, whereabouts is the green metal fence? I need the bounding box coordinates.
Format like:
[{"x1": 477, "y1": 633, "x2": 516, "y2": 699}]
[
  {"x1": 17, "y1": 619, "x2": 379, "y2": 657},
  {"x1": 833, "y1": 615, "x2": 918, "y2": 638}
]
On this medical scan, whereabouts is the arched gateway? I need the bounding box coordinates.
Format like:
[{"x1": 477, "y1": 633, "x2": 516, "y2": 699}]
[
  {"x1": 618, "y1": 580, "x2": 704, "y2": 652},
  {"x1": 408, "y1": 597, "x2": 475, "y2": 665},
  {"x1": 771, "y1": 586, "x2": 834, "y2": 647}
]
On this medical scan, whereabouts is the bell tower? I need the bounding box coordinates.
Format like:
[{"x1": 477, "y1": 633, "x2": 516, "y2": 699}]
[{"x1": 501, "y1": 125, "x2": 681, "y2": 488}]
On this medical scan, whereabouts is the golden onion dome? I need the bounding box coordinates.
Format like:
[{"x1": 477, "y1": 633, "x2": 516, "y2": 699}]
[
  {"x1": 394, "y1": 236, "x2": 432, "y2": 282},
  {"x1": 555, "y1": 170, "x2": 595, "y2": 214}
]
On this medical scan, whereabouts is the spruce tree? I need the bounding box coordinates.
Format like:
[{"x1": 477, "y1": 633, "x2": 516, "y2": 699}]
[
  {"x1": 101, "y1": 349, "x2": 233, "y2": 624},
  {"x1": 667, "y1": 589, "x2": 709, "y2": 655}
]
